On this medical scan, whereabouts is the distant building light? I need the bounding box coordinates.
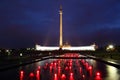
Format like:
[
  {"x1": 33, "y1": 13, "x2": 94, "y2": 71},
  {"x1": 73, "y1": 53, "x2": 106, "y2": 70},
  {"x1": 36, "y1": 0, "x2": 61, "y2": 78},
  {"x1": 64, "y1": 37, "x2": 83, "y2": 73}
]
[
  {"x1": 6, "y1": 49, "x2": 9, "y2": 53},
  {"x1": 106, "y1": 44, "x2": 115, "y2": 51},
  {"x1": 35, "y1": 44, "x2": 95, "y2": 51},
  {"x1": 20, "y1": 53, "x2": 23, "y2": 57},
  {"x1": 10, "y1": 50, "x2": 12, "y2": 52},
  {"x1": 27, "y1": 48, "x2": 30, "y2": 50},
  {"x1": 109, "y1": 45, "x2": 114, "y2": 49},
  {"x1": 32, "y1": 48, "x2": 34, "y2": 50}
]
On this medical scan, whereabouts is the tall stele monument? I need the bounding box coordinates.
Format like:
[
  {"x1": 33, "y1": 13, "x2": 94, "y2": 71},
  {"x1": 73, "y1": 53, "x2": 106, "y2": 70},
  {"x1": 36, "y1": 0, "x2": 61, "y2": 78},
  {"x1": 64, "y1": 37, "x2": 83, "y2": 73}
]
[
  {"x1": 59, "y1": 5, "x2": 63, "y2": 48},
  {"x1": 35, "y1": 6, "x2": 96, "y2": 51}
]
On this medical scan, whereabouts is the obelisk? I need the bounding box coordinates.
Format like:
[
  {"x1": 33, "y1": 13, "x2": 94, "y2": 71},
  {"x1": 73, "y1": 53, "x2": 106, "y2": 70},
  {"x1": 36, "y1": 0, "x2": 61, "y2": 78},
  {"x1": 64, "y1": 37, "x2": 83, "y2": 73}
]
[{"x1": 59, "y1": 5, "x2": 63, "y2": 48}]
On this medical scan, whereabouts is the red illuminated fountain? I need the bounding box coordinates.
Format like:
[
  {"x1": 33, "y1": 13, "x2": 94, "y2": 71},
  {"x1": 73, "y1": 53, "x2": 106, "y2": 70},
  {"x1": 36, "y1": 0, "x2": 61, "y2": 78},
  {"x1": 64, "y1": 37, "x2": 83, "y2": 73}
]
[{"x1": 95, "y1": 71, "x2": 102, "y2": 80}]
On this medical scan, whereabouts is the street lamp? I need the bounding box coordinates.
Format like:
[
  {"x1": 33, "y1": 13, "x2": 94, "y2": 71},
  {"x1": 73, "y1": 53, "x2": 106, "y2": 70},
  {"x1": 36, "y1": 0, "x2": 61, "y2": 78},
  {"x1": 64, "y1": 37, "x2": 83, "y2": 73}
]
[
  {"x1": 106, "y1": 44, "x2": 115, "y2": 52},
  {"x1": 20, "y1": 53, "x2": 23, "y2": 57}
]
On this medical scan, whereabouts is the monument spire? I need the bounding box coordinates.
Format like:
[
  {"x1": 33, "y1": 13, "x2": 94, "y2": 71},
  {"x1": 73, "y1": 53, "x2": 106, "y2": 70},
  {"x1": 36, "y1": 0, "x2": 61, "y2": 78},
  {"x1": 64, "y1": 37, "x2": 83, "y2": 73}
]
[{"x1": 59, "y1": 5, "x2": 63, "y2": 48}]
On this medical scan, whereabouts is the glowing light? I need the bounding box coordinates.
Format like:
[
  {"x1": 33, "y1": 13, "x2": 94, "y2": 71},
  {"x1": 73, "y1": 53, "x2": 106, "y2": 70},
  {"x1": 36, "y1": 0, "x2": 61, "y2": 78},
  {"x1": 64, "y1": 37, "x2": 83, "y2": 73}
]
[
  {"x1": 38, "y1": 66, "x2": 41, "y2": 70},
  {"x1": 88, "y1": 66, "x2": 93, "y2": 76},
  {"x1": 95, "y1": 76, "x2": 101, "y2": 80},
  {"x1": 81, "y1": 59, "x2": 85, "y2": 63},
  {"x1": 59, "y1": 5, "x2": 63, "y2": 48},
  {"x1": 96, "y1": 72, "x2": 100, "y2": 76},
  {"x1": 58, "y1": 66, "x2": 61, "y2": 70},
  {"x1": 79, "y1": 67, "x2": 82, "y2": 73},
  {"x1": 69, "y1": 66, "x2": 72, "y2": 70},
  {"x1": 20, "y1": 53, "x2": 23, "y2": 57},
  {"x1": 29, "y1": 72, "x2": 34, "y2": 77},
  {"x1": 106, "y1": 44, "x2": 115, "y2": 51},
  {"x1": 27, "y1": 48, "x2": 30, "y2": 50},
  {"x1": 20, "y1": 70, "x2": 24, "y2": 80},
  {"x1": 35, "y1": 45, "x2": 59, "y2": 51},
  {"x1": 70, "y1": 72, "x2": 74, "y2": 80},
  {"x1": 36, "y1": 70, "x2": 40, "y2": 74},
  {"x1": 85, "y1": 62, "x2": 89, "y2": 69},
  {"x1": 62, "y1": 46, "x2": 95, "y2": 51},
  {"x1": 109, "y1": 45, "x2": 114, "y2": 49},
  {"x1": 54, "y1": 73, "x2": 58, "y2": 80},
  {"x1": 70, "y1": 62, "x2": 72, "y2": 66},
  {"x1": 61, "y1": 74, "x2": 66, "y2": 80},
  {"x1": 58, "y1": 60, "x2": 61, "y2": 64},
  {"x1": 35, "y1": 45, "x2": 95, "y2": 51},
  {"x1": 51, "y1": 62, "x2": 53, "y2": 66},
  {"x1": 106, "y1": 66, "x2": 120, "y2": 80},
  {"x1": 95, "y1": 72, "x2": 101, "y2": 80},
  {"x1": 50, "y1": 65, "x2": 52, "y2": 70},
  {"x1": 6, "y1": 49, "x2": 9, "y2": 53},
  {"x1": 82, "y1": 74, "x2": 85, "y2": 79},
  {"x1": 70, "y1": 72, "x2": 73, "y2": 76},
  {"x1": 58, "y1": 66, "x2": 61, "y2": 77},
  {"x1": 65, "y1": 66, "x2": 68, "y2": 70},
  {"x1": 36, "y1": 70, "x2": 40, "y2": 80},
  {"x1": 88, "y1": 66, "x2": 92, "y2": 70},
  {"x1": 20, "y1": 71, "x2": 24, "y2": 77},
  {"x1": 54, "y1": 62, "x2": 57, "y2": 66}
]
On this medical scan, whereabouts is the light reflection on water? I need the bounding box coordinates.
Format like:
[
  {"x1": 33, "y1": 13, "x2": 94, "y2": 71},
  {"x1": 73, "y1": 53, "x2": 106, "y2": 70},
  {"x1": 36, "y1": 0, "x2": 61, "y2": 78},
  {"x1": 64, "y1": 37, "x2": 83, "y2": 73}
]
[
  {"x1": 84, "y1": 59, "x2": 120, "y2": 80},
  {"x1": 104, "y1": 65, "x2": 120, "y2": 80}
]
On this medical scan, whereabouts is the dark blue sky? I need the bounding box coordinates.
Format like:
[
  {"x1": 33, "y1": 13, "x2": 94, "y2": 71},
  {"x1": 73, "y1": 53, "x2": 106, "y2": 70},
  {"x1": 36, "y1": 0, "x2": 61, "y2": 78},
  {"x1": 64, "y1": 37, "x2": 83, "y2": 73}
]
[{"x1": 0, "y1": 0, "x2": 120, "y2": 48}]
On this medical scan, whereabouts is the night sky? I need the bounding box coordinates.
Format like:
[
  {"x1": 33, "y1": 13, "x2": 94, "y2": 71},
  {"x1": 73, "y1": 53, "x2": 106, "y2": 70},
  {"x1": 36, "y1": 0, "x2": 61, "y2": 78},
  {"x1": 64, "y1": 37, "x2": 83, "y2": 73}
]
[{"x1": 0, "y1": 0, "x2": 120, "y2": 48}]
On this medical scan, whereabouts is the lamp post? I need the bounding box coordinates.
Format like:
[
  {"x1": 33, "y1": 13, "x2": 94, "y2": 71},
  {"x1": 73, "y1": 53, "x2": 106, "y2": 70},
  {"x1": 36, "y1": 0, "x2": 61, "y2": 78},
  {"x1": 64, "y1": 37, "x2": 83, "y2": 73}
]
[
  {"x1": 106, "y1": 44, "x2": 115, "y2": 52},
  {"x1": 106, "y1": 44, "x2": 115, "y2": 58}
]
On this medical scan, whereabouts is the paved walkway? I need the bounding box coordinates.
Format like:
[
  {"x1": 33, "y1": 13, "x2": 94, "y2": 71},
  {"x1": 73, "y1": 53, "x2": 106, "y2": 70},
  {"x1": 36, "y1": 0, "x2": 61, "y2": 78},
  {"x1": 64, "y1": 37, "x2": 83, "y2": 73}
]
[
  {"x1": 103, "y1": 58, "x2": 120, "y2": 65},
  {"x1": 87, "y1": 55, "x2": 120, "y2": 69}
]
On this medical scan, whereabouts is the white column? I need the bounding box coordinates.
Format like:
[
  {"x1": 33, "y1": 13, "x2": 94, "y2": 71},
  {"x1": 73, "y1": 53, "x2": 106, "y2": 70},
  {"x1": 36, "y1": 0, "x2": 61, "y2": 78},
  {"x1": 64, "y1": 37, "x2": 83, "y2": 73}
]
[{"x1": 59, "y1": 6, "x2": 63, "y2": 48}]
